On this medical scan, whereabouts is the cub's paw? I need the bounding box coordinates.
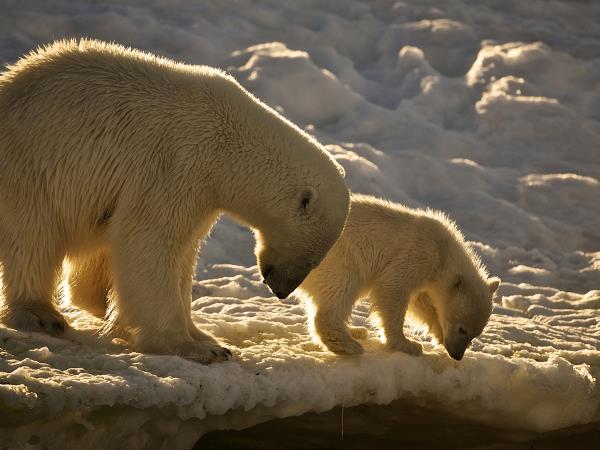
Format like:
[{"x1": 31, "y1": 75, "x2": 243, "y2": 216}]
[
  {"x1": 2, "y1": 305, "x2": 69, "y2": 336},
  {"x1": 322, "y1": 335, "x2": 365, "y2": 355},
  {"x1": 388, "y1": 338, "x2": 423, "y2": 356},
  {"x1": 348, "y1": 326, "x2": 369, "y2": 340}
]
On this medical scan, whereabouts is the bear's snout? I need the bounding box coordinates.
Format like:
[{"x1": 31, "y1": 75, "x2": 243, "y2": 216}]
[
  {"x1": 262, "y1": 265, "x2": 307, "y2": 300},
  {"x1": 266, "y1": 277, "x2": 301, "y2": 300}
]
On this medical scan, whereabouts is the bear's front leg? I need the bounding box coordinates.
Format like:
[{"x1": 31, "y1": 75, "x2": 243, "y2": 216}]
[
  {"x1": 179, "y1": 238, "x2": 220, "y2": 345},
  {"x1": 110, "y1": 221, "x2": 230, "y2": 363},
  {"x1": 371, "y1": 284, "x2": 423, "y2": 356}
]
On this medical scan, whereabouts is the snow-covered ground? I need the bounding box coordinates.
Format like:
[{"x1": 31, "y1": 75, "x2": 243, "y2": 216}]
[{"x1": 1, "y1": 0, "x2": 599, "y2": 448}]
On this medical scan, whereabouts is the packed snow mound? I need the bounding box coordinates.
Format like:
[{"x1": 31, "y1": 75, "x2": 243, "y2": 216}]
[
  {"x1": 231, "y1": 42, "x2": 363, "y2": 125},
  {"x1": 378, "y1": 18, "x2": 479, "y2": 76},
  {"x1": 1, "y1": 0, "x2": 600, "y2": 448}
]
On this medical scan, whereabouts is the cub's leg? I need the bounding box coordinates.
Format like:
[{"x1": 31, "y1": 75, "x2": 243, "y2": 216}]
[
  {"x1": 0, "y1": 227, "x2": 68, "y2": 336},
  {"x1": 68, "y1": 250, "x2": 112, "y2": 318},
  {"x1": 109, "y1": 206, "x2": 230, "y2": 363},
  {"x1": 370, "y1": 282, "x2": 422, "y2": 356},
  {"x1": 305, "y1": 271, "x2": 364, "y2": 355}
]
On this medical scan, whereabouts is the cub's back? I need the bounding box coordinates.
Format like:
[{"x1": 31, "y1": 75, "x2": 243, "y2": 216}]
[{"x1": 327, "y1": 194, "x2": 460, "y2": 274}]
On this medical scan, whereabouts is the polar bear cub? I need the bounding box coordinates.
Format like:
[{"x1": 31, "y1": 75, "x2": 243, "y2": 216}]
[{"x1": 299, "y1": 194, "x2": 499, "y2": 360}]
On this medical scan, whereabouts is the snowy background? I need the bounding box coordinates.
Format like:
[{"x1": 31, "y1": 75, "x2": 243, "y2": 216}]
[{"x1": 1, "y1": 0, "x2": 599, "y2": 448}]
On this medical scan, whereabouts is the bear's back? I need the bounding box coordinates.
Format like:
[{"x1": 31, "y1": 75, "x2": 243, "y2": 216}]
[
  {"x1": 0, "y1": 40, "x2": 228, "y2": 227},
  {"x1": 0, "y1": 39, "x2": 225, "y2": 121}
]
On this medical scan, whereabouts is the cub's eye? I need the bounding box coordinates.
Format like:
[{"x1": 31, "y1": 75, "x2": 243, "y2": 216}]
[{"x1": 458, "y1": 326, "x2": 467, "y2": 335}]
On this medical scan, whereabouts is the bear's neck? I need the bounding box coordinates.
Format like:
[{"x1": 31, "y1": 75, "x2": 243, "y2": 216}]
[{"x1": 196, "y1": 79, "x2": 296, "y2": 231}]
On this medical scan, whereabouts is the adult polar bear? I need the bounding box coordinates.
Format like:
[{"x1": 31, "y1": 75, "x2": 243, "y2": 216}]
[{"x1": 0, "y1": 39, "x2": 350, "y2": 363}]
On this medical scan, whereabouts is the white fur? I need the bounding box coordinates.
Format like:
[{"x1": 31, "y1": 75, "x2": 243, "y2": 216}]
[
  {"x1": 299, "y1": 194, "x2": 499, "y2": 360},
  {"x1": 0, "y1": 39, "x2": 349, "y2": 362}
]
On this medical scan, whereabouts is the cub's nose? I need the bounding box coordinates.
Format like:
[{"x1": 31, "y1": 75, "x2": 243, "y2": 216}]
[{"x1": 449, "y1": 349, "x2": 465, "y2": 361}]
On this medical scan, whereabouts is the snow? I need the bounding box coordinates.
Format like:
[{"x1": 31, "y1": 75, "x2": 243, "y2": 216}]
[{"x1": 1, "y1": 0, "x2": 599, "y2": 448}]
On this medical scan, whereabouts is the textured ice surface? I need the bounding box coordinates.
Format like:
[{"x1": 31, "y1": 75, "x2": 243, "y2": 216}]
[{"x1": 1, "y1": 0, "x2": 599, "y2": 448}]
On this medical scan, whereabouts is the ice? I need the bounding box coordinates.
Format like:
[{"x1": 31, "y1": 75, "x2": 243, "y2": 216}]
[
  {"x1": 1, "y1": 277, "x2": 599, "y2": 448},
  {"x1": 1, "y1": 0, "x2": 599, "y2": 448}
]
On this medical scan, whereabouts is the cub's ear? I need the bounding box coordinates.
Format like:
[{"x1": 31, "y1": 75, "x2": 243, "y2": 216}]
[
  {"x1": 488, "y1": 277, "x2": 500, "y2": 294},
  {"x1": 452, "y1": 274, "x2": 464, "y2": 291},
  {"x1": 297, "y1": 186, "x2": 318, "y2": 215}
]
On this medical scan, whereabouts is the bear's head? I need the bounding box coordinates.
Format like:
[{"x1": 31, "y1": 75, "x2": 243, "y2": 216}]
[
  {"x1": 255, "y1": 180, "x2": 349, "y2": 299},
  {"x1": 216, "y1": 76, "x2": 350, "y2": 299},
  {"x1": 414, "y1": 274, "x2": 499, "y2": 361}
]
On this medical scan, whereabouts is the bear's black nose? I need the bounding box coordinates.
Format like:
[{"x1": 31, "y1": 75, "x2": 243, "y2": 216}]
[{"x1": 275, "y1": 291, "x2": 286, "y2": 299}]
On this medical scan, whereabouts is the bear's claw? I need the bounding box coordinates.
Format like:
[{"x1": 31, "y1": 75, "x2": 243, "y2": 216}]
[
  {"x1": 210, "y1": 347, "x2": 231, "y2": 358},
  {"x1": 177, "y1": 341, "x2": 233, "y2": 364}
]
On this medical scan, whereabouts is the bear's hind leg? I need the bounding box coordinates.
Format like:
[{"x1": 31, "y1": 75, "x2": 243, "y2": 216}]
[
  {"x1": 0, "y1": 238, "x2": 68, "y2": 336},
  {"x1": 68, "y1": 250, "x2": 112, "y2": 318}
]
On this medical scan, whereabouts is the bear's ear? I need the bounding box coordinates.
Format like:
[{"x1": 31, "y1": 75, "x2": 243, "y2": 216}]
[
  {"x1": 297, "y1": 186, "x2": 318, "y2": 215},
  {"x1": 488, "y1": 277, "x2": 500, "y2": 294},
  {"x1": 334, "y1": 160, "x2": 346, "y2": 178}
]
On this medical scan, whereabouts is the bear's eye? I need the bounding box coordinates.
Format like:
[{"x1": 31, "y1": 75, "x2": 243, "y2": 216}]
[
  {"x1": 304, "y1": 260, "x2": 317, "y2": 270},
  {"x1": 298, "y1": 188, "x2": 316, "y2": 214},
  {"x1": 458, "y1": 326, "x2": 467, "y2": 335}
]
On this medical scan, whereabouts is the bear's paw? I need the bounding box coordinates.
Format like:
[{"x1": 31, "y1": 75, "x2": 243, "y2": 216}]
[
  {"x1": 175, "y1": 340, "x2": 233, "y2": 364},
  {"x1": 2, "y1": 304, "x2": 69, "y2": 336}
]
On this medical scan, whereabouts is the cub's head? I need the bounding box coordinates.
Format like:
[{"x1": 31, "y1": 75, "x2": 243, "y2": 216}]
[
  {"x1": 256, "y1": 180, "x2": 349, "y2": 299},
  {"x1": 424, "y1": 274, "x2": 499, "y2": 361}
]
